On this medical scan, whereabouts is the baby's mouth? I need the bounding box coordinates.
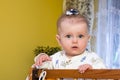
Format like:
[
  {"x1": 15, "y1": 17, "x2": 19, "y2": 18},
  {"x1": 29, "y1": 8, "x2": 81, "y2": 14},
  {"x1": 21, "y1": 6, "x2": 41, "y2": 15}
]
[{"x1": 72, "y1": 46, "x2": 78, "y2": 49}]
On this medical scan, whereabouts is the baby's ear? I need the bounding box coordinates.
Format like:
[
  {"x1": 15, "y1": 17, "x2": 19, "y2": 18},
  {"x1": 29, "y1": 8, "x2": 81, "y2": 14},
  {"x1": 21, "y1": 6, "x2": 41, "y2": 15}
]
[
  {"x1": 88, "y1": 34, "x2": 91, "y2": 40},
  {"x1": 56, "y1": 34, "x2": 61, "y2": 46}
]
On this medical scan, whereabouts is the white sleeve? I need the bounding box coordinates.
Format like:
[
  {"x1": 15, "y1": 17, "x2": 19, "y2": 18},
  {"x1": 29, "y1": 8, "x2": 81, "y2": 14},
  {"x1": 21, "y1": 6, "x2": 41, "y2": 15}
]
[
  {"x1": 91, "y1": 53, "x2": 106, "y2": 69},
  {"x1": 92, "y1": 58, "x2": 106, "y2": 69}
]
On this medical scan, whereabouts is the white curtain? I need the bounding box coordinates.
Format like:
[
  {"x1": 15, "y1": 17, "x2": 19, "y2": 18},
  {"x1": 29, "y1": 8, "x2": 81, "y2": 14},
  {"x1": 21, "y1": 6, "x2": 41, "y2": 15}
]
[{"x1": 97, "y1": 0, "x2": 120, "y2": 68}]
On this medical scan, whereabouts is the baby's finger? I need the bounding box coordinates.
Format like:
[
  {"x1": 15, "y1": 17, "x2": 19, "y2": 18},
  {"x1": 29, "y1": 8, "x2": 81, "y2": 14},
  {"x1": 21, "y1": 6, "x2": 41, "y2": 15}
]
[
  {"x1": 78, "y1": 66, "x2": 85, "y2": 73},
  {"x1": 35, "y1": 58, "x2": 43, "y2": 66}
]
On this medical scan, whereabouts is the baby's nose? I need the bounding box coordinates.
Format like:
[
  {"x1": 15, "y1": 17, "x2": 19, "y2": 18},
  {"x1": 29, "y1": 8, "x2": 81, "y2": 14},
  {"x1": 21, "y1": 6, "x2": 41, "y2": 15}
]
[{"x1": 72, "y1": 37, "x2": 78, "y2": 43}]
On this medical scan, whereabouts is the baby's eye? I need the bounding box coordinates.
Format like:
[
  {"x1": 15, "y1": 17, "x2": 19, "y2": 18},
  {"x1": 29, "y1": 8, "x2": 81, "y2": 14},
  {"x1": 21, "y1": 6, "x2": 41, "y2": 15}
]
[
  {"x1": 78, "y1": 35, "x2": 84, "y2": 38},
  {"x1": 66, "y1": 35, "x2": 71, "y2": 38}
]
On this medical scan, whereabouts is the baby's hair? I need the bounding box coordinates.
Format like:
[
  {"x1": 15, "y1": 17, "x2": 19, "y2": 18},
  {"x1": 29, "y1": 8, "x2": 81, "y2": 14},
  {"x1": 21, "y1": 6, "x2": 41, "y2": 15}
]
[{"x1": 57, "y1": 9, "x2": 90, "y2": 34}]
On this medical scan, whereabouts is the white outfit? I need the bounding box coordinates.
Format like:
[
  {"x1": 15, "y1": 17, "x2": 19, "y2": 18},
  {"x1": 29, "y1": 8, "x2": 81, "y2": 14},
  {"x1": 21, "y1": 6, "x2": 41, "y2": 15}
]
[
  {"x1": 37, "y1": 50, "x2": 106, "y2": 69},
  {"x1": 26, "y1": 50, "x2": 106, "y2": 80}
]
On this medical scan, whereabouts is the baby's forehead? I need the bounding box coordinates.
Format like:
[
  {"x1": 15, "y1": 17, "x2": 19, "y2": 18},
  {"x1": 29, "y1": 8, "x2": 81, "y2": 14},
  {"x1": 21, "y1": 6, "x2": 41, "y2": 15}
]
[
  {"x1": 59, "y1": 20, "x2": 88, "y2": 32},
  {"x1": 60, "y1": 18, "x2": 87, "y2": 27}
]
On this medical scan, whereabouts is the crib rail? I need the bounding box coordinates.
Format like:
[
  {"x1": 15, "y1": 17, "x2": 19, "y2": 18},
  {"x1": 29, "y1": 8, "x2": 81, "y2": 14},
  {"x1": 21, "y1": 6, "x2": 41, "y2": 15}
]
[{"x1": 31, "y1": 68, "x2": 120, "y2": 80}]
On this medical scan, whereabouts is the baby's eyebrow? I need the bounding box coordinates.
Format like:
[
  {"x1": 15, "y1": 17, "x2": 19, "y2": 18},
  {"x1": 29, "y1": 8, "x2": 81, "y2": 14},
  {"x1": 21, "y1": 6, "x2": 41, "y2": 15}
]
[{"x1": 78, "y1": 33, "x2": 86, "y2": 35}]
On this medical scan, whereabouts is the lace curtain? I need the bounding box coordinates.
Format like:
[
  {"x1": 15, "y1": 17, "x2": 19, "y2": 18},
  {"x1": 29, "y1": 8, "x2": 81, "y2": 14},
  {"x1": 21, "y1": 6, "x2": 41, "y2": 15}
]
[
  {"x1": 63, "y1": 0, "x2": 120, "y2": 68},
  {"x1": 97, "y1": 0, "x2": 120, "y2": 68}
]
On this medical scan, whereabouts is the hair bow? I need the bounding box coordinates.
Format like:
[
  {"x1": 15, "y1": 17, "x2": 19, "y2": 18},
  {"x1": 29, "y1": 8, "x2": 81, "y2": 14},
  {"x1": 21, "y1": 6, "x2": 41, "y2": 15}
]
[{"x1": 66, "y1": 9, "x2": 79, "y2": 15}]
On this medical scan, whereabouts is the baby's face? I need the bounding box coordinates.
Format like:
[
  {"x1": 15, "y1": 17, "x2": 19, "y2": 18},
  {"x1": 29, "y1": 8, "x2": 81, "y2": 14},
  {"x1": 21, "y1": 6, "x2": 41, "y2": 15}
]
[{"x1": 56, "y1": 20, "x2": 90, "y2": 57}]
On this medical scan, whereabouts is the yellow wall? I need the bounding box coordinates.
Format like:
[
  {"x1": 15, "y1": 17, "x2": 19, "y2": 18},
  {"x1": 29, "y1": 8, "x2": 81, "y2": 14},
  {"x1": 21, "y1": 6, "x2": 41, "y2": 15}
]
[{"x1": 0, "y1": 0, "x2": 63, "y2": 80}]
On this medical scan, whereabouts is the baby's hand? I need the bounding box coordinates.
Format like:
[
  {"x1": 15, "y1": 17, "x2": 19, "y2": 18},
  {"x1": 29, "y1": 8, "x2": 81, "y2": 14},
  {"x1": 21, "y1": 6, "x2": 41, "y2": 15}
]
[
  {"x1": 34, "y1": 53, "x2": 51, "y2": 66},
  {"x1": 78, "y1": 64, "x2": 92, "y2": 73}
]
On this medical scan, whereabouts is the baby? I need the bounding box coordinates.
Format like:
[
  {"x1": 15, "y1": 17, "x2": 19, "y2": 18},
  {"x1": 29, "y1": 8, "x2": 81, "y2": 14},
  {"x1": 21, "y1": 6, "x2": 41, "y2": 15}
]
[{"x1": 34, "y1": 9, "x2": 106, "y2": 73}]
